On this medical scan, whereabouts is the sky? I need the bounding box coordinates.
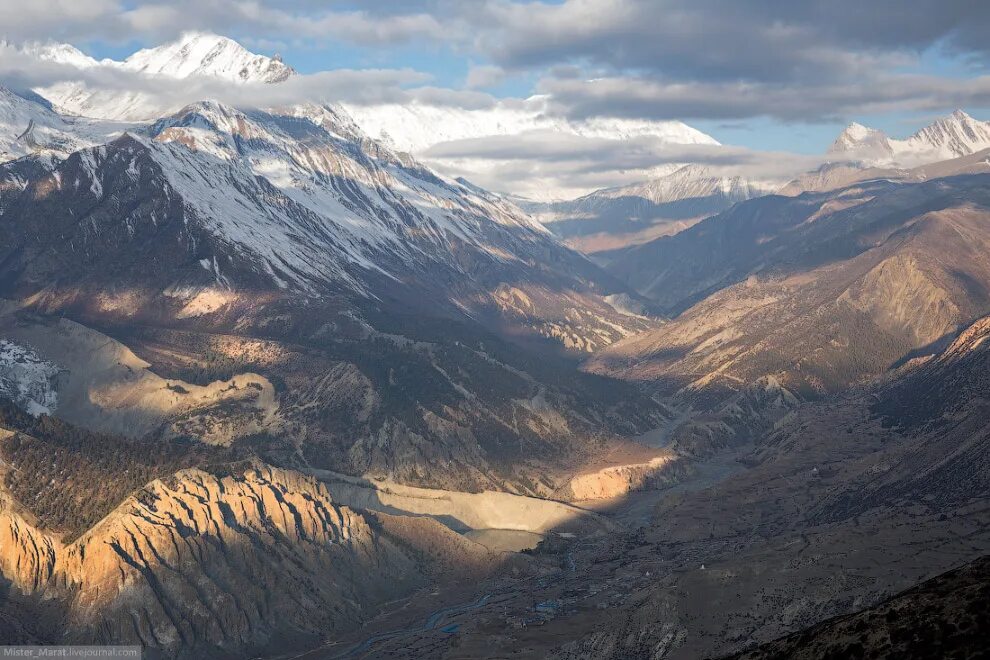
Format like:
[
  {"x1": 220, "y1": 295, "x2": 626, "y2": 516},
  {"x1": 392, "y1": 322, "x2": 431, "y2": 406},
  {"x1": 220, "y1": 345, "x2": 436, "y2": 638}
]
[{"x1": 2, "y1": 0, "x2": 990, "y2": 196}]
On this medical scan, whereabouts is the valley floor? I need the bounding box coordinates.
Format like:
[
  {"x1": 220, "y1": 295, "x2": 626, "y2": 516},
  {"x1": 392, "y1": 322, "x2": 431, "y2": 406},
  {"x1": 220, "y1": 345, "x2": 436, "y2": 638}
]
[{"x1": 297, "y1": 397, "x2": 990, "y2": 659}]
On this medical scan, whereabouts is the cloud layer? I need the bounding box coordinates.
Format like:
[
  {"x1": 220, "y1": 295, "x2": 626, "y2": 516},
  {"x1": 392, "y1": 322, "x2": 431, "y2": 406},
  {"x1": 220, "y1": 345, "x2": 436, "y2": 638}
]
[
  {"x1": 423, "y1": 132, "x2": 822, "y2": 199},
  {"x1": 2, "y1": 1, "x2": 989, "y2": 198},
  {"x1": 4, "y1": 1, "x2": 990, "y2": 123}
]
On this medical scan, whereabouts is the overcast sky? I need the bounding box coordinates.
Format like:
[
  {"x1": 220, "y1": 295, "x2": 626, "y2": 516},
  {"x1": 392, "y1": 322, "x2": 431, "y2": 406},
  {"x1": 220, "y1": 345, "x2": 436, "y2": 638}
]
[{"x1": 2, "y1": 0, "x2": 989, "y2": 196}]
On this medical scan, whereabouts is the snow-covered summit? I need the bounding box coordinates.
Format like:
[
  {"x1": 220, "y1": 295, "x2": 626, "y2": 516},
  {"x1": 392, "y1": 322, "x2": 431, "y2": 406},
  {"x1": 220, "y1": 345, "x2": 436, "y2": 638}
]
[
  {"x1": 21, "y1": 34, "x2": 716, "y2": 157},
  {"x1": 829, "y1": 122, "x2": 887, "y2": 153},
  {"x1": 23, "y1": 33, "x2": 293, "y2": 121},
  {"x1": 123, "y1": 32, "x2": 294, "y2": 83},
  {"x1": 828, "y1": 110, "x2": 990, "y2": 166}
]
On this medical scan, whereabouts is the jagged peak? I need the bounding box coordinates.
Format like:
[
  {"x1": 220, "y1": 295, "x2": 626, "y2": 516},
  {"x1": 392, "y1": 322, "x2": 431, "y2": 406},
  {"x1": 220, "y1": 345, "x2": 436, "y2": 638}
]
[
  {"x1": 122, "y1": 31, "x2": 295, "y2": 83},
  {"x1": 15, "y1": 40, "x2": 101, "y2": 68},
  {"x1": 171, "y1": 30, "x2": 238, "y2": 49},
  {"x1": 834, "y1": 121, "x2": 886, "y2": 143},
  {"x1": 925, "y1": 109, "x2": 977, "y2": 129},
  {"x1": 840, "y1": 121, "x2": 872, "y2": 136}
]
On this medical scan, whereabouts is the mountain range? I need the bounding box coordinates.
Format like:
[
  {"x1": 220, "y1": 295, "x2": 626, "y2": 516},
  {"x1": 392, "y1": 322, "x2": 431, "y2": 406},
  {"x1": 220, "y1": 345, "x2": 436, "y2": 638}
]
[
  {"x1": 0, "y1": 87, "x2": 671, "y2": 497},
  {"x1": 546, "y1": 109, "x2": 990, "y2": 253},
  {"x1": 828, "y1": 109, "x2": 990, "y2": 166},
  {"x1": 589, "y1": 156, "x2": 990, "y2": 427},
  {"x1": 19, "y1": 32, "x2": 715, "y2": 158},
  {"x1": 523, "y1": 164, "x2": 779, "y2": 253},
  {"x1": 0, "y1": 30, "x2": 989, "y2": 660}
]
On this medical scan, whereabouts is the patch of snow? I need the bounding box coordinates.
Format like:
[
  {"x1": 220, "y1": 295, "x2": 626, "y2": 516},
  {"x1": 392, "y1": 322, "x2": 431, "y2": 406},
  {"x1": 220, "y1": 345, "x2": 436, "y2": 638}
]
[{"x1": 0, "y1": 339, "x2": 60, "y2": 416}]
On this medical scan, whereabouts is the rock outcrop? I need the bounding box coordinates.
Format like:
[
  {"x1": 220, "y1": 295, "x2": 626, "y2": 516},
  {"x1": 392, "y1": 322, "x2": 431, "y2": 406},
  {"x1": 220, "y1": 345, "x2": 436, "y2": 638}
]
[{"x1": 0, "y1": 465, "x2": 495, "y2": 658}]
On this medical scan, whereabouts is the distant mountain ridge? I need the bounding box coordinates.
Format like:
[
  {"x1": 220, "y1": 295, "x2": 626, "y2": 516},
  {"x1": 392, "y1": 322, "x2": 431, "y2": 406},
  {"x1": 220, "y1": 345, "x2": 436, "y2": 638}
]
[
  {"x1": 529, "y1": 164, "x2": 779, "y2": 253},
  {"x1": 588, "y1": 171, "x2": 990, "y2": 417},
  {"x1": 828, "y1": 110, "x2": 990, "y2": 165},
  {"x1": 0, "y1": 86, "x2": 122, "y2": 161},
  {"x1": 18, "y1": 33, "x2": 717, "y2": 160}
]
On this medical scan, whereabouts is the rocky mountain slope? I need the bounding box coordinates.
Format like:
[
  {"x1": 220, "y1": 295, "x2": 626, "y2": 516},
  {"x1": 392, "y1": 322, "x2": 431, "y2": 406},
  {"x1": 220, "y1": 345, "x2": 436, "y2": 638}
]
[
  {"x1": 723, "y1": 554, "x2": 990, "y2": 660},
  {"x1": 590, "y1": 174, "x2": 990, "y2": 410},
  {"x1": 375, "y1": 312, "x2": 990, "y2": 659},
  {"x1": 0, "y1": 78, "x2": 667, "y2": 495},
  {"x1": 0, "y1": 456, "x2": 497, "y2": 658},
  {"x1": 0, "y1": 97, "x2": 643, "y2": 341}
]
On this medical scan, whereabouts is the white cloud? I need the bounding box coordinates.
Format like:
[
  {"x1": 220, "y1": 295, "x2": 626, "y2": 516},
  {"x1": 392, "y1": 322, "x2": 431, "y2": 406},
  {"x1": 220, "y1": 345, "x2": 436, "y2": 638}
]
[
  {"x1": 422, "y1": 131, "x2": 822, "y2": 199},
  {"x1": 0, "y1": 0, "x2": 466, "y2": 47}
]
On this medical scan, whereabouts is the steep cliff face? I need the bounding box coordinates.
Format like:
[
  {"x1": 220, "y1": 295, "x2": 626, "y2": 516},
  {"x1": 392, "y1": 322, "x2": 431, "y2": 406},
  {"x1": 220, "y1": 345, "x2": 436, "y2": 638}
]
[{"x1": 0, "y1": 465, "x2": 494, "y2": 658}]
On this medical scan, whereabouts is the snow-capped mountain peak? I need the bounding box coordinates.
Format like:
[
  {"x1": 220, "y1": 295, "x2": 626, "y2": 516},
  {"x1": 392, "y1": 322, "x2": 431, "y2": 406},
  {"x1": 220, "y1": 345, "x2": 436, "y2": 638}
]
[
  {"x1": 828, "y1": 122, "x2": 892, "y2": 161},
  {"x1": 25, "y1": 42, "x2": 101, "y2": 69},
  {"x1": 22, "y1": 35, "x2": 717, "y2": 165},
  {"x1": 906, "y1": 109, "x2": 990, "y2": 159},
  {"x1": 831, "y1": 121, "x2": 883, "y2": 147},
  {"x1": 22, "y1": 33, "x2": 293, "y2": 121},
  {"x1": 122, "y1": 32, "x2": 294, "y2": 83},
  {"x1": 828, "y1": 110, "x2": 990, "y2": 166}
]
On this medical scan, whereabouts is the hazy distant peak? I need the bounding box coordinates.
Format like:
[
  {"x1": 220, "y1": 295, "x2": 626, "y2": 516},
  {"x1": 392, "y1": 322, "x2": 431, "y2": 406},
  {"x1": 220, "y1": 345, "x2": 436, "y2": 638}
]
[{"x1": 828, "y1": 110, "x2": 990, "y2": 166}]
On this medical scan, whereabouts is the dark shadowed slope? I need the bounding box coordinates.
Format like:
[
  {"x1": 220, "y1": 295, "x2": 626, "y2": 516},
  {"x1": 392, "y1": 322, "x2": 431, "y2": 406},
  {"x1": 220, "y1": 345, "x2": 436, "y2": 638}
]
[{"x1": 721, "y1": 555, "x2": 990, "y2": 660}]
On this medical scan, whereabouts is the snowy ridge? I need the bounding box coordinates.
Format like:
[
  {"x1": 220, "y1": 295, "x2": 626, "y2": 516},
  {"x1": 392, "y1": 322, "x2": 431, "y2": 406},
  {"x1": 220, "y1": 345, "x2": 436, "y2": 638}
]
[
  {"x1": 339, "y1": 97, "x2": 719, "y2": 155},
  {"x1": 828, "y1": 110, "x2": 990, "y2": 166},
  {"x1": 0, "y1": 85, "x2": 124, "y2": 163},
  {"x1": 20, "y1": 34, "x2": 717, "y2": 157},
  {"x1": 581, "y1": 164, "x2": 776, "y2": 206},
  {"x1": 0, "y1": 339, "x2": 59, "y2": 416},
  {"x1": 113, "y1": 99, "x2": 556, "y2": 293},
  {"x1": 24, "y1": 33, "x2": 293, "y2": 121},
  {"x1": 527, "y1": 164, "x2": 778, "y2": 228}
]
